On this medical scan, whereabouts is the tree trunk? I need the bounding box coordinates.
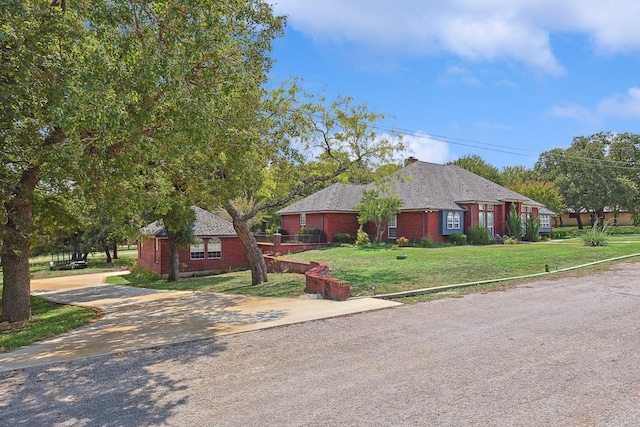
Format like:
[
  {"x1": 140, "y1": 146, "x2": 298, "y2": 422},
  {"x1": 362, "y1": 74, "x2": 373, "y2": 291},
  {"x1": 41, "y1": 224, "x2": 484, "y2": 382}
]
[
  {"x1": 1, "y1": 166, "x2": 40, "y2": 323},
  {"x1": 576, "y1": 213, "x2": 584, "y2": 229},
  {"x1": 102, "y1": 239, "x2": 112, "y2": 264},
  {"x1": 113, "y1": 243, "x2": 118, "y2": 260},
  {"x1": 226, "y1": 206, "x2": 267, "y2": 285},
  {"x1": 166, "y1": 230, "x2": 181, "y2": 282}
]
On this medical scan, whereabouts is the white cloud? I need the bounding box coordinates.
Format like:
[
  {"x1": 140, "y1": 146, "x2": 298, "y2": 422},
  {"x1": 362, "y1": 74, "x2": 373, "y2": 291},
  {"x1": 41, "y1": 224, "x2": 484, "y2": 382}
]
[
  {"x1": 548, "y1": 103, "x2": 599, "y2": 125},
  {"x1": 402, "y1": 132, "x2": 453, "y2": 164},
  {"x1": 598, "y1": 87, "x2": 640, "y2": 119},
  {"x1": 273, "y1": 0, "x2": 640, "y2": 76}
]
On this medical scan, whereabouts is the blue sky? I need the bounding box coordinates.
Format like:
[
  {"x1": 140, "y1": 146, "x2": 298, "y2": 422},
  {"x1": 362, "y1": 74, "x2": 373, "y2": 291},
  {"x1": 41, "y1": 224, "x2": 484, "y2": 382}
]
[{"x1": 268, "y1": 0, "x2": 640, "y2": 170}]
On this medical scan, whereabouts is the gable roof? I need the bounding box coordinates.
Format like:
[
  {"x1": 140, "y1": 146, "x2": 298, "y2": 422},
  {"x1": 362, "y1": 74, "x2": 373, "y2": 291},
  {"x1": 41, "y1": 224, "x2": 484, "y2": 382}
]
[
  {"x1": 277, "y1": 161, "x2": 544, "y2": 214},
  {"x1": 277, "y1": 182, "x2": 365, "y2": 214},
  {"x1": 141, "y1": 206, "x2": 237, "y2": 238},
  {"x1": 387, "y1": 162, "x2": 543, "y2": 211}
]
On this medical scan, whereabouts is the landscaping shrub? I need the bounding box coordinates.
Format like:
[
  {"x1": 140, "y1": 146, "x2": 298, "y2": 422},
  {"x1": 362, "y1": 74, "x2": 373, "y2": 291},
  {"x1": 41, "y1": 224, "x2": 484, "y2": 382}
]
[
  {"x1": 355, "y1": 227, "x2": 370, "y2": 246},
  {"x1": 416, "y1": 237, "x2": 436, "y2": 248},
  {"x1": 467, "y1": 225, "x2": 490, "y2": 245},
  {"x1": 523, "y1": 213, "x2": 540, "y2": 242},
  {"x1": 505, "y1": 204, "x2": 522, "y2": 238},
  {"x1": 396, "y1": 236, "x2": 410, "y2": 247},
  {"x1": 582, "y1": 223, "x2": 612, "y2": 247},
  {"x1": 333, "y1": 233, "x2": 356, "y2": 244},
  {"x1": 447, "y1": 233, "x2": 467, "y2": 245},
  {"x1": 503, "y1": 236, "x2": 519, "y2": 244},
  {"x1": 297, "y1": 227, "x2": 326, "y2": 243},
  {"x1": 549, "y1": 230, "x2": 567, "y2": 239}
]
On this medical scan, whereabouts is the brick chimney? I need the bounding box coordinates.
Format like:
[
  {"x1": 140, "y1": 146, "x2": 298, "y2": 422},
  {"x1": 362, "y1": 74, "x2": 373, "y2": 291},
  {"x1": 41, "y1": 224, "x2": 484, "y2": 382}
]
[{"x1": 404, "y1": 156, "x2": 419, "y2": 166}]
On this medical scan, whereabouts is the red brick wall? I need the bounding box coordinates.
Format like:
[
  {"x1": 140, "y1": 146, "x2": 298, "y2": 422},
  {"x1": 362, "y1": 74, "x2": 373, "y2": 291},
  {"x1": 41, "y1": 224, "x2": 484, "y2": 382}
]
[
  {"x1": 137, "y1": 238, "x2": 161, "y2": 275},
  {"x1": 263, "y1": 255, "x2": 351, "y2": 301},
  {"x1": 322, "y1": 213, "x2": 359, "y2": 241},
  {"x1": 138, "y1": 236, "x2": 249, "y2": 277},
  {"x1": 281, "y1": 212, "x2": 359, "y2": 242},
  {"x1": 362, "y1": 211, "x2": 446, "y2": 244}
]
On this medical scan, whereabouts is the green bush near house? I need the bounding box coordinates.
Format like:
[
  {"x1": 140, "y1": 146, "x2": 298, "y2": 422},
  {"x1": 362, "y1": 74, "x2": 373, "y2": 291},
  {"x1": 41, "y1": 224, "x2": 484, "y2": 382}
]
[
  {"x1": 333, "y1": 233, "x2": 356, "y2": 244},
  {"x1": 297, "y1": 227, "x2": 326, "y2": 243},
  {"x1": 356, "y1": 227, "x2": 370, "y2": 245},
  {"x1": 447, "y1": 233, "x2": 467, "y2": 245},
  {"x1": 467, "y1": 225, "x2": 491, "y2": 245}
]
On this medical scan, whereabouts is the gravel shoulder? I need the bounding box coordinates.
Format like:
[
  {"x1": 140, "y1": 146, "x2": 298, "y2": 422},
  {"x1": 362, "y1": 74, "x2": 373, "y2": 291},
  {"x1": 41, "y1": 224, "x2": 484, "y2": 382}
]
[{"x1": 2, "y1": 262, "x2": 640, "y2": 426}]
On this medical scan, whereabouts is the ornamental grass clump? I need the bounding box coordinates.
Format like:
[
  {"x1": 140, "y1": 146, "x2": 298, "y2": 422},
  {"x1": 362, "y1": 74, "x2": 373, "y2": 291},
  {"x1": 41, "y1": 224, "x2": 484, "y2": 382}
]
[{"x1": 582, "y1": 222, "x2": 613, "y2": 247}]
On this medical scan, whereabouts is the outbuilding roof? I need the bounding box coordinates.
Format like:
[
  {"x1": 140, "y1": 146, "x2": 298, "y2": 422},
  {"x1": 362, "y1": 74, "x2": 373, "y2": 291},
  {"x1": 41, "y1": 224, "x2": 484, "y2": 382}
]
[{"x1": 141, "y1": 206, "x2": 237, "y2": 238}]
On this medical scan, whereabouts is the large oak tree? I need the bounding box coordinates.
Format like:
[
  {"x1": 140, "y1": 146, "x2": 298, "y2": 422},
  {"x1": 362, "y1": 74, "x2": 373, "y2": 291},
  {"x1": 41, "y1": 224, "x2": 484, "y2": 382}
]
[{"x1": 0, "y1": 0, "x2": 284, "y2": 321}]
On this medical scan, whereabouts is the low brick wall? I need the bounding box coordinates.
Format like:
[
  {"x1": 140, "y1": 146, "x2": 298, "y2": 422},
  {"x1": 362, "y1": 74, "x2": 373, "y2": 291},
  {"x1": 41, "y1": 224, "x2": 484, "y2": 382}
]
[
  {"x1": 264, "y1": 255, "x2": 314, "y2": 274},
  {"x1": 304, "y1": 263, "x2": 351, "y2": 301},
  {"x1": 264, "y1": 255, "x2": 351, "y2": 301},
  {"x1": 258, "y1": 242, "x2": 329, "y2": 256}
]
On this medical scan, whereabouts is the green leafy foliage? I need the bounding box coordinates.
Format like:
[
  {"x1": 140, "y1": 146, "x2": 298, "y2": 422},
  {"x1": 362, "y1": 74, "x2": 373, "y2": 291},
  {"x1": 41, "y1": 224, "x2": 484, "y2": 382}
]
[
  {"x1": 505, "y1": 204, "x2": 523, "y2": 239},
  {"x1": 467, "y1": 225, "x2": 491, "y2": 245},
  {"x1": 447, "y1": 233, "x2": 467, "y2": 245},
  {"x1": 523, "y1": 213, "x2": 541, "y2": 242},
  {"x1": 356, "y1": 227, "x2": 371, "y2": 246},
  {"x1": 448, "y1": 155, "x2": 503, "y2": 185},
  {"x1": 333, "y1": 233, "x2": 356, "y2": 244},
  {"x1": 355, "y1": 188, "x2": 402, "y2": 242},
  {"x1": 582, "y1": 223, "x2": 613, "y2": 246}
]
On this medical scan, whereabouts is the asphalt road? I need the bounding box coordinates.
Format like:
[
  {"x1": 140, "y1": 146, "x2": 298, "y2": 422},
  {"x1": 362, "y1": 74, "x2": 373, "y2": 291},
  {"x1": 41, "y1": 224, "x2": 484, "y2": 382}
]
[{"x1": 2, "y1": 262, "x2": 640, "y2": 426}]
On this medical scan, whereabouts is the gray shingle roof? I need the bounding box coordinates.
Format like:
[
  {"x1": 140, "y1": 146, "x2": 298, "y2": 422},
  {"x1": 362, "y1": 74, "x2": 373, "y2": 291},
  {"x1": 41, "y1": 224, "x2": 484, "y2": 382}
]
[
  {"x1": 141, "y1": 206, "x2": 237, "y2": 237},
  {"x1": 276, "y1": 182, "x2": 366, "y2": 214},
  {"x1": 277, "y1": 161, "x2": 545, "y2": 214}
]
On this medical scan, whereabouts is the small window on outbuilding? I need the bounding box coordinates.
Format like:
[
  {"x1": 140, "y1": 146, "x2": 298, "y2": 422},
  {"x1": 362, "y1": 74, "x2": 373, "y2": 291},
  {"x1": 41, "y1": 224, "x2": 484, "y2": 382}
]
[
  {"x1": 300, "y1": 213, "x2": 306, "y2": 226},
  {"x1": 190, "y1": 239, "x2": 205, "y2": 260},
  {"x1": 207, "y1": 237, "x2": 222, "y2": 259}
]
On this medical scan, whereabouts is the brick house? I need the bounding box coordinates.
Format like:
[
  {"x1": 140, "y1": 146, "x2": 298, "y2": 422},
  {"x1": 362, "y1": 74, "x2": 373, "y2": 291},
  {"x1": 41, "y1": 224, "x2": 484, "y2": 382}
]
[
  {"x1": 138, "y1": 206, "x2": 249, "y2": 277},
  {"x1": 277, "y1": 159, "x2": 553, "y2": 244}
]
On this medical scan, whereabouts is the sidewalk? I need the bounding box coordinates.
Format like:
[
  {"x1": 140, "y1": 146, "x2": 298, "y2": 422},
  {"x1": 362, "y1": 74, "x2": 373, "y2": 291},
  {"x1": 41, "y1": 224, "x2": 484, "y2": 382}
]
[{"x1": 0, "y1": 272, "x2": 400, "y2": 372}]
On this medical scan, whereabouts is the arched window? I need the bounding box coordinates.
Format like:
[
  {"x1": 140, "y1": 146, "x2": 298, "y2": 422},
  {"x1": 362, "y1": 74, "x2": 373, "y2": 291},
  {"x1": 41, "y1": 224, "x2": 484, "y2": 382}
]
[
  {"x1": 190, "y1": 239, "x2": 205, "y2": 260},
  {"x1": 207, "y1": 237, "x2": 222, "y2": 259},
  {"x1": 447, "y1": 212, "x2": 454, "y2": 229},
  {"x1": 446, "y1": 212, "x2": 460, "y2": 230},
  {"x1": 453, "y1": 212, "x2": 460, "y2": 229}
]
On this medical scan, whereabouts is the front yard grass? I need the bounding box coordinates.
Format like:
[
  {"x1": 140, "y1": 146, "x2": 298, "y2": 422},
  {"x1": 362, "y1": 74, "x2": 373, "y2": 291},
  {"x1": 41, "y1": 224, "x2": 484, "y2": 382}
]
[
  {"x1": 107, "y1": 269, "x2": 307, "y2": 298},
  {"x1": 110, "y1": 238, "x2": 640, "y2": 298},
  {"x1": 0, "y1": 296, "x2": 98, "y2": 353}
]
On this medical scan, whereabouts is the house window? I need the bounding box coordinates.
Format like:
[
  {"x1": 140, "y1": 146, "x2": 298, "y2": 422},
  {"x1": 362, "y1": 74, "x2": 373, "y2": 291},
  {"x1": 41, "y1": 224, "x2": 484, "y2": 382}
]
[
  {"x1": 190, "y1": 239, "x2": 205, "y2": 260},
  {"x1": 540, "y1": 215, "x2": 551, "y2": 229},
  {"x1": 388, "y1": 214, "x2": 397, "y2": 239},
  {"x1": 446, "y1": 212, "x2": 460, "y2": 229},
  {"x1": 154, "y1": 238, "x2": 159, "y2": 263},
  {"x1": 300, "y1": 213, "x2": 306, "y2": 226},
  {"x1": 478, "y1": 204, "x2": 494, "y2": 235},
  {"x1": 487, "y1": 212, "x2": 494, "y2": 236},
  {"x1": 207, "y1": 237, "x2": 222, "y2": 259}
]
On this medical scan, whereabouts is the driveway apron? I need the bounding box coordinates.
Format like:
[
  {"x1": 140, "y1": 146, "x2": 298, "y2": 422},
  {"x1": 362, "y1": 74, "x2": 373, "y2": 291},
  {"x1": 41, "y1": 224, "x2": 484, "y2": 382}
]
[{"x1": 0, "y1": 272, "x2": 400, "y2": 371}]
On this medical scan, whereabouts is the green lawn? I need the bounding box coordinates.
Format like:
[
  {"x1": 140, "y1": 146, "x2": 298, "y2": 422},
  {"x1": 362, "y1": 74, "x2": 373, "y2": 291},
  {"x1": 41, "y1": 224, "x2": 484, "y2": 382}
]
[
  {"x1": 108, "y1": 269, "x2": 307, "y2": 298},
  {"x1": 109, "y1": 237, "x2": 640, "y2": 298},
  {"x1": 284, "y1": 239, "x2": 640, "y2": 296}
]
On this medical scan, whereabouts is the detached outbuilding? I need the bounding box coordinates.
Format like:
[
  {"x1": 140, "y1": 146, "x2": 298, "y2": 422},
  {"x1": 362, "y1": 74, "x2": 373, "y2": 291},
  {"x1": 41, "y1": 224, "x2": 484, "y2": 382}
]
[{"x1": 138, "y1": 206, "x2": 249, "y2": 277}]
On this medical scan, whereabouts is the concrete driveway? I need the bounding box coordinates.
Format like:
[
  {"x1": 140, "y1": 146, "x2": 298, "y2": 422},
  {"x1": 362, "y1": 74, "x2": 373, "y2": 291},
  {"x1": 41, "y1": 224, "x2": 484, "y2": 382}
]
[{"x1": 0, "y1": 272, "x2": 399, "y2": 371}]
